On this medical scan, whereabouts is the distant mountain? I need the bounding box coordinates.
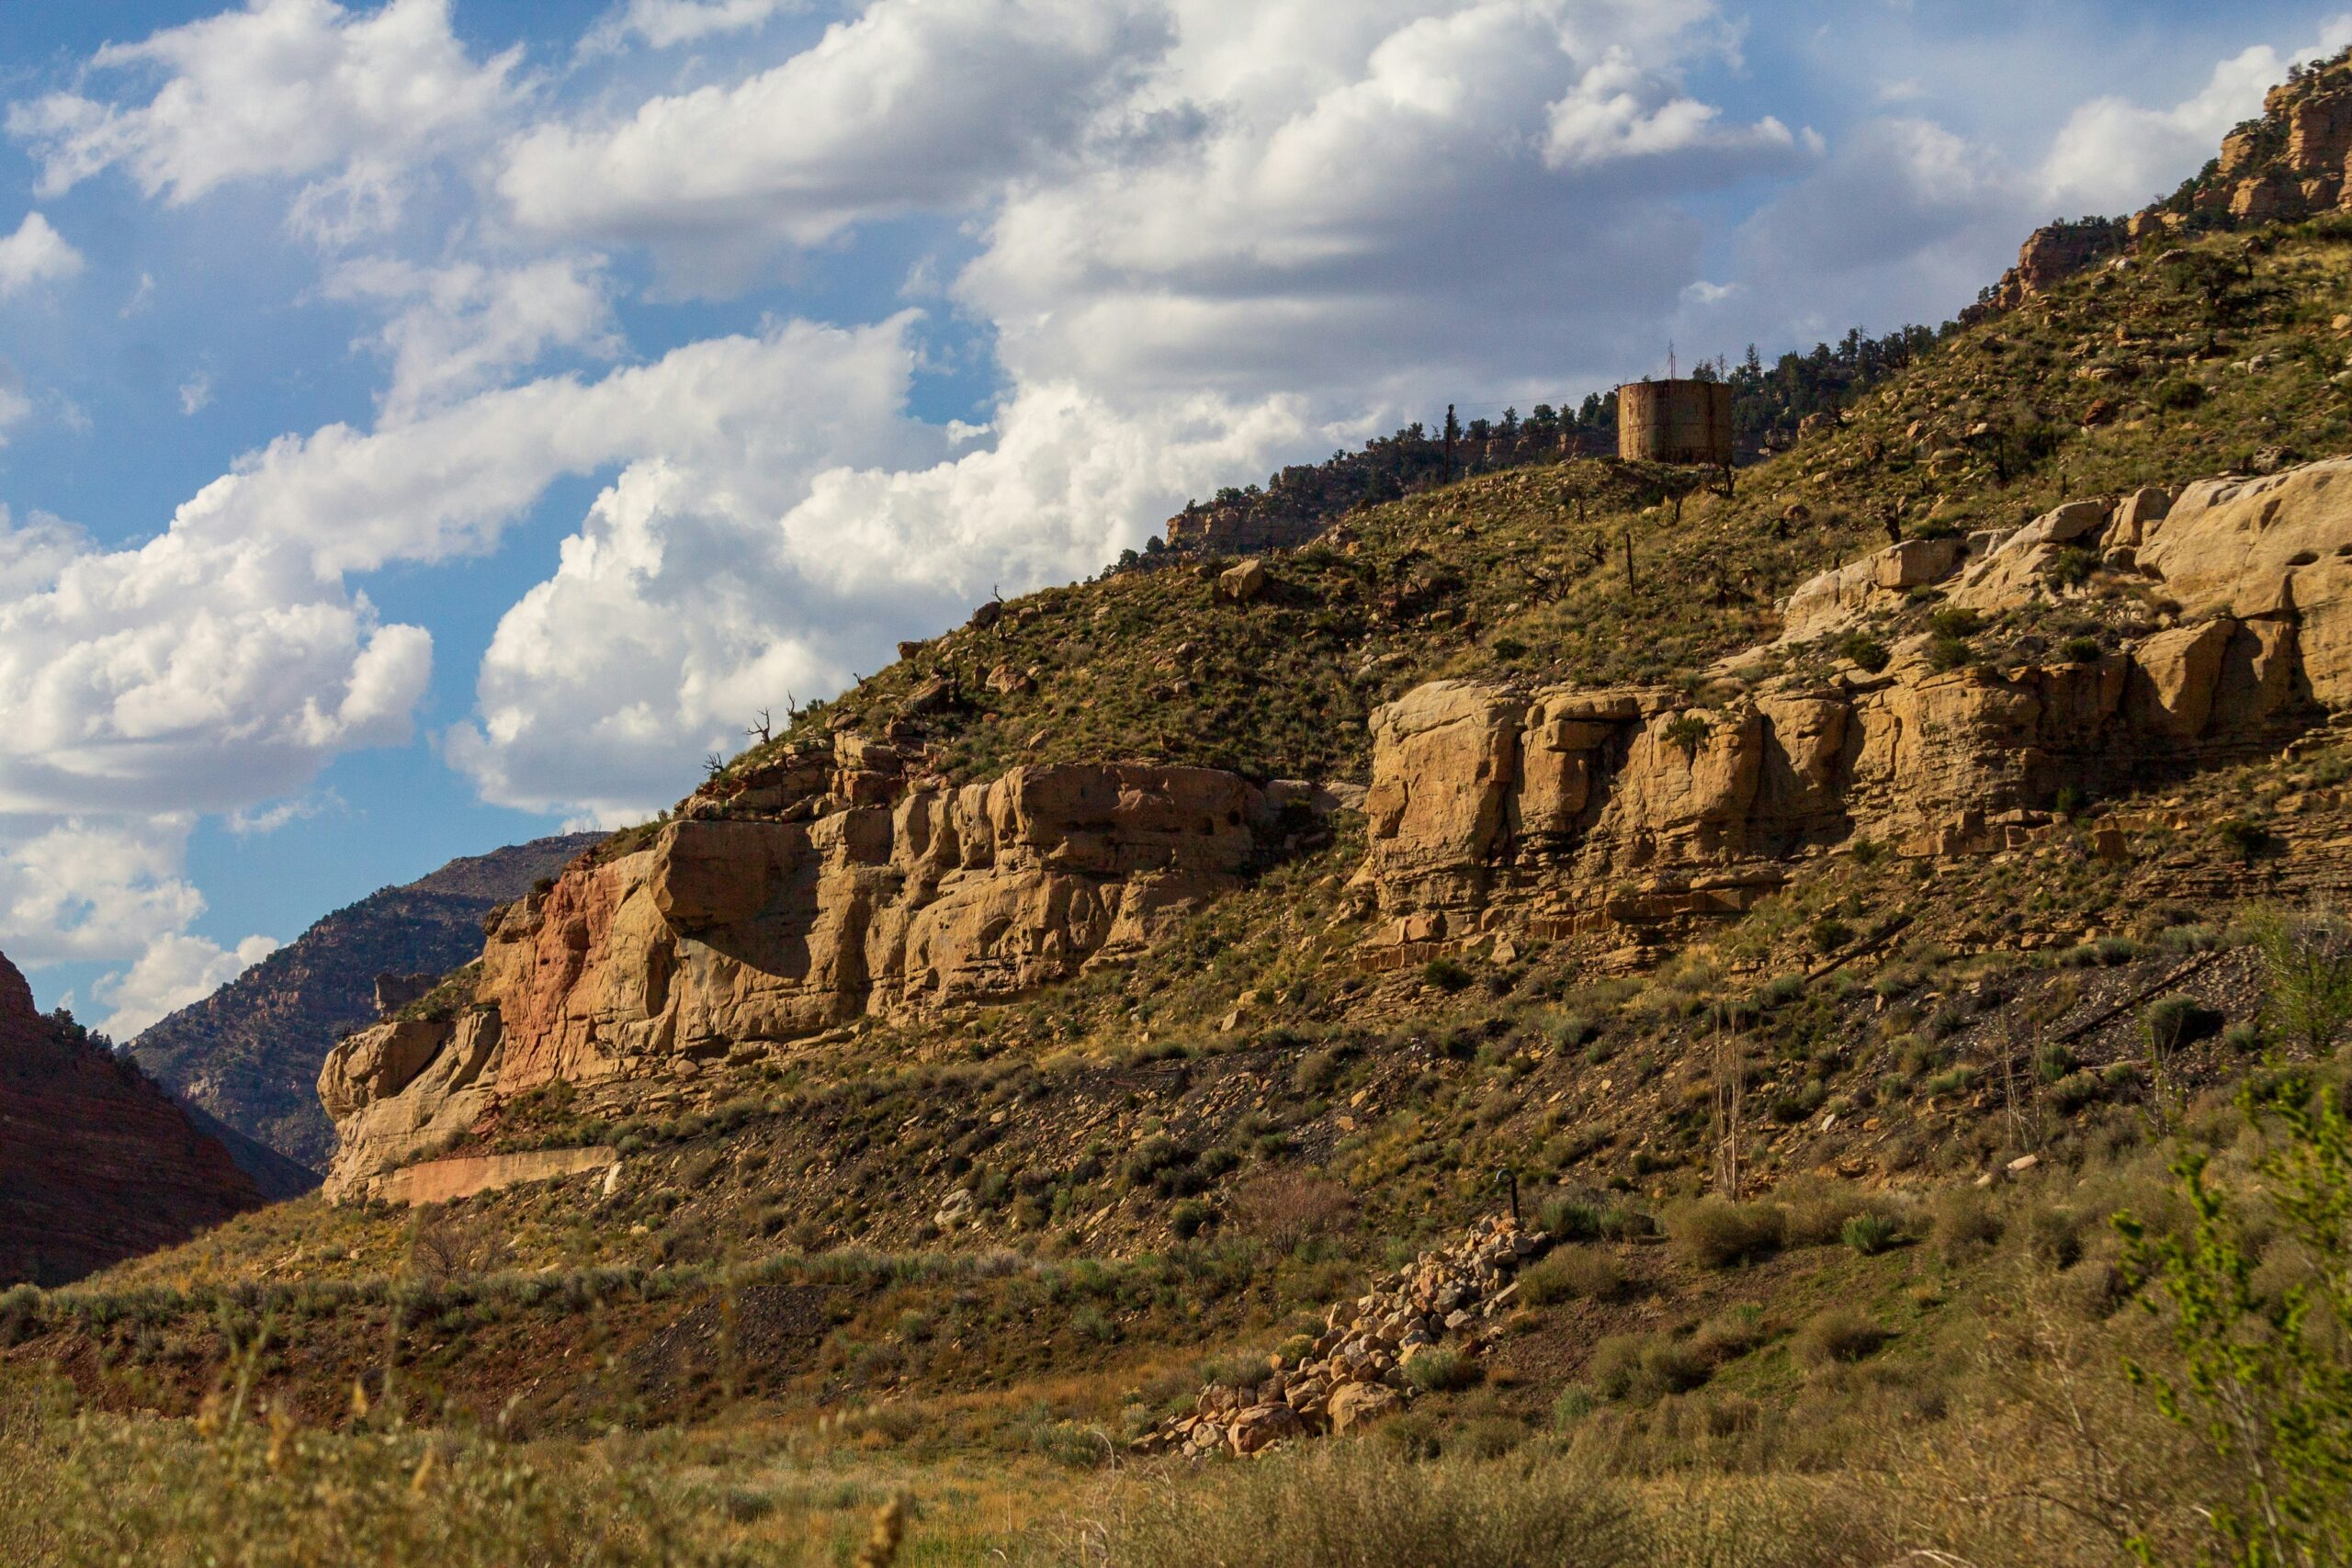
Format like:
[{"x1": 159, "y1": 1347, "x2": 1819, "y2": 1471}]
[
  {"x1": 0, "y1": 950, "x2": 264, "y2": 1286},
  {"x1": 130, "y1": 833, "x2": 602, "y2": 1171}
]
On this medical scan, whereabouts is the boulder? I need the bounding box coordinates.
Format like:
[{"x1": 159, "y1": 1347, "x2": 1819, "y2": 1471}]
[
  {"x1": 1227, "y1": 1403, "x2": 1304, "y2": 1456},
  {"x1": 1218, "y1": 558, "x2": 1269, "y2": 604},
  {"x1": 2102, "y1": 487, "x2": 2171, "y2": 549},
  {"x1": 1327, "y1": 1382, "x2": 1400, "y2": 1435}
]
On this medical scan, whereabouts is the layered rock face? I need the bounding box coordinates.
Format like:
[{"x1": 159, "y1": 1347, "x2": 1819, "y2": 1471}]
[
  {"x1": 131, "y1": 831, "x2": 599, "y2": 1170},
  {"x1": 321, "y1": 745, "x2": 1295, "y2": 1198},
  {"x1": 1976, "y1": 219, "x2": 2130, "y2": 314},
  {"x1": 0, "y1": 951, "x2": 265, "y2": 1285},
  {"x1": 1972, "y1": 50, "x2": 2352, "y2": 315},
  {"x1": 1355, "y1": 459, "x2": 2352, "y2": 949}
]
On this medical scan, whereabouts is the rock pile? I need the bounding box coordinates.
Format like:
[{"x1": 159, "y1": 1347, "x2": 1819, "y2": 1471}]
[{"x1": 1131, "y1": 1214, "x2": 1550, "y2": 1460}]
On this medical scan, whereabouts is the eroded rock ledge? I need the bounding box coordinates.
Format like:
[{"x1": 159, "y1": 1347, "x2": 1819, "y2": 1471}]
[
  {"x1": 322, "y1": 750, "x2": 1317, "y2": 1198},
  {"x1": 322, "y1": 456, "x2": 2352, "y2": 1199},
  {"x1": 1354, "y1": 458, "x2": 2352, "y2": 954}
]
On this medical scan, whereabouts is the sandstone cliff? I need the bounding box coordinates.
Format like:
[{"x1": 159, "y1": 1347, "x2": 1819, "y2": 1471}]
[
  {"x1": 1976, "y1": 47, "x2": 2352, "y2": 314},
  {"x1": 319, "y1": 457, "x2": 2352, "y2": 1199},
  {"x1": 0, "y1": 951, "x2": 265, "y2": 1285},
  {"x1": 131, "y1": 832, "x2": 601, "y2": 1170},
  {"x1": 1351, "y1": 457, "x2": 2352, "y2": 952},
  {"x1": 320, "y1": 742, "x2": 1320, "y2": 1198}
]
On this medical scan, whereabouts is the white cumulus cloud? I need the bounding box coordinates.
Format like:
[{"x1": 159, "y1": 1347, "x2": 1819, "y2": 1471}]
[
  {"x1": 501, "y1": 0, "x2": 1174, "y2": 279},
  {"x1": 325, "y1": 254, "x2": 620, "y2": 422},
  {"x1": 2039, "y1": 23, "x2": 2352, "y2": 215},
  {"x1": 582, "y1": 0, "x2": 804, "y2": 53},
  {"x1": 8, "y1": 0, "x2": 521, "y2": 242},
  {"x1": 95, "y1": 931, "x2": 278, "y2": 1038},
  {"x1": 0, "y1": 212, "x2": 84, "y2": 297}
]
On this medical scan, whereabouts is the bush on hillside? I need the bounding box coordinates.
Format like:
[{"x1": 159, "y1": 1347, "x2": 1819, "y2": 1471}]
[{"x1": 1667, "y1": 1199, "x2": 1785, "y2": 1269}]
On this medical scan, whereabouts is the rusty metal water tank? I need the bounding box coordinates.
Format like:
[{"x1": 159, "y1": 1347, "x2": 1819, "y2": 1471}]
[{"x1": 1616, "y1": 378, "x2": 1733, "y2": 466}]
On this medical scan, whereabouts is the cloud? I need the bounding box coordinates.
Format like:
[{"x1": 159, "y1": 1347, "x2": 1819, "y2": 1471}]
[
  {"x1": 2037, "y1": 31, "x2": 2352, "y2": 216},
  {"x1": 171, "y1": 313, "x2": 928, "y2": 578},
  {"x1": 324, "y1": 254, "x2": 620, "y2": 422},
  {"x1": 226, "y1": 790, "x2": 339, "y2": 836},
  {"x1": 7, "y1": 0, "x2": 521, "y2": 242},
  {"x1": 178, "y1": 373, "x2": 213, "y2": 414},
  {"x1": 0, "y1": 311, "x2": 925, "y2": 829},
  {"x1": 447, "y1": 377, "x2": 1304, "y2": 821},
  {"x1": 956, "y1": 0, "x2": 1802, "y2": 408},
  {"x1": 0, "y1": 367, "x2": 28, "y2": 444},
  {"x1": 500, "y1": 0, "x2": 1174, "y2": 275},
  {"x1": 1726, "y1": 115, "x2": 2018, "y2": 319},
  {"x1": 581, "y1": 0, "x2": 804, "y2": 53},
  {"x1": 0, "y1": 817, "x2": 206, "y2": 968},
  {"x1": 0, "y1": 212, "x2": 84, "y2": 297},
  {"x1": 1542, "y1": 47, "x2": 1795, "y2": 170},
  {"x1": 0, "y1": 518, "x2": 435, "y2": 818},
  {"x1": 95, "y1": 931, "x2": 277, "y2": 1038},
  {"x1": 0, "y1": 812, "x2": 277, "y2": 1038}
]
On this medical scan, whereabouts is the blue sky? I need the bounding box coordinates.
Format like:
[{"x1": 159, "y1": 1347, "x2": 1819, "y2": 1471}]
[{"x1": 0, "y1": 0, "x2": 2345, "y2": 1034}]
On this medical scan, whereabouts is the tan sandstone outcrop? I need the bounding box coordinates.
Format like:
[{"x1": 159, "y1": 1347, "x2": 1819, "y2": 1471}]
[
  {"x1": 321, "y1": 746, "x2": 1300, "y2": 1198},
  {"x1": 1358, "y1": 457, "x2": 2352, "y2": 951}
]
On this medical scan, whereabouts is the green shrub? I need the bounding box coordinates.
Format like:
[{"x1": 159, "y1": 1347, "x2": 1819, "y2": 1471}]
[
  {"x1": 1587, "y1": 1335, "x2": 1645, "y2": 1400},
  {"x1": 1662, "y1": 713, "x2": 1710, "y2": 753},
  {"x1": 1422, "y1": 958, "x2": 1475, "y2": 994},
  {"x1": 2060, "y1": 636, "x2": 2103, "y2": 663},
  {"x1": 1809, "y1": 917, "x2": 1855, "y2": 955},
  {"x1": 1403, "y1": 1346, "x2": 1482, "y2": 1393},
  {"x1": 1926, "y1": 634, "x2": 1973, "y2": 672},
  {"x1": 2047, "y1": 547, "x2": 2099, "y2": 588},
  {"x1": 1517, "y1": 1246, "x2": 1625, "y2": 1304},
  {"x1": 1924, "y1": 1065, "x2": 1981, "y2": 1098},
  {"x1": 1932, "y1": 1188, "x2": 2002, "y2": 1260},
  {"x1": 2218, "y1": 818, "x2": 2279, "y2": 863},
  {"x1": 1841, "y1": 1212, "x2": 1901, "y2": 1257},
  {"x1": 1638, "y1": 1337, "x2": 1712, "y2": 1395},
  {"x1": 1537, "y1": 1196, "x2": 1602, "y2": 1241},
  {"x1": 2246, "y1": 903, "x2": 2352, "y2": 1055},
  {"x1": 2143, "y1": 995, "x2": 2223, "y2": 1052},
  {"x1": 2118, "y1": 1078, "x2": 2352, "y2": 1567},
  {"x1": 1835, "y1": 631, "x2": 1891, "y2": 672},
  {"x1": 1666, "y1": 1199, "x2": 1785, "y2": 1269},
  {"x1": 1795, "y1": 1307, "x2": 1888, "y2": 1366},
  {"x1": 1691, "y1": 1305, "x2": 1766, "y2": 1363},
  {"x1": 2035, "y1": 1042, "x2": 2078, "y2": 1084},
  {"x1": 2049, "y1": 1070, "x2": 2107, "y2": 1115},
  {"x1": 1169, "y1": 1200, "x2": 1214, "y2": 1240}
]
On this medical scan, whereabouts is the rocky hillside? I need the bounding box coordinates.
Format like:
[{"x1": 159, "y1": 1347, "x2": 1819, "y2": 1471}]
[
  {"x1": 17, "y1": 67, "x2": 2352, "y2": 1568},
  {"x1": 129, "y1": 833, "x2": 601, "y2": 1170},
  {"x1": 1980, "y1": 42, "x2": 2352, "y2": 310},
  {"x1": 0, "y1": 950, "x2": 263, "y2": 1286}
]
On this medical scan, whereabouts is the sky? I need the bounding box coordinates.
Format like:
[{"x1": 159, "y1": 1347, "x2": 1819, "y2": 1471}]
[{"x1": 0, "y1": 0, "x2": 2347, "y2": 1037}]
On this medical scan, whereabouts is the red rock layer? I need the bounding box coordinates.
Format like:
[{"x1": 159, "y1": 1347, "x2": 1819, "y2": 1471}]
[{"x1": 0, "y1": 951, "x2": 265, "y2": 1286}]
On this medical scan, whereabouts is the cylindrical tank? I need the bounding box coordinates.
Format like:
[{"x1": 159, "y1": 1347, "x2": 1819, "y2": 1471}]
[{"x1": 1616, "y1": 378, "x2": 1734, "y2": 466}]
